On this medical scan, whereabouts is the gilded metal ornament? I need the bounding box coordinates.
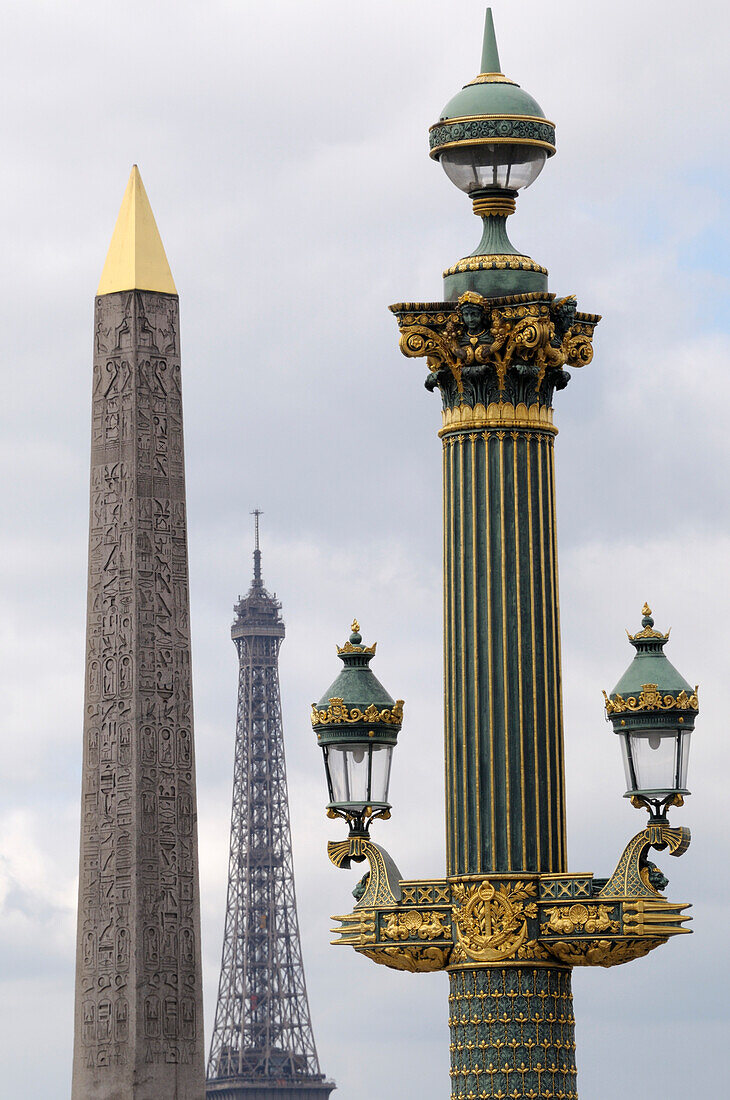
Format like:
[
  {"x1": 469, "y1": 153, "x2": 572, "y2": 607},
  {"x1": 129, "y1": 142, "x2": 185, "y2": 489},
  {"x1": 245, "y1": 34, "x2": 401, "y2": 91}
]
[
  {"x1": 451, "y1": 879, "x2": 538, "y2": 963},
  {"x1": 382, "y1": 909, "x2": 450, "y2": 942},
  {"x1": 597, "y1": 824, "x2": 691, "y2": 900},
  {"x1": 357, "y1": 946, "x2": 451, "y2": 973},
  {"x1": 546, "y1": 938, "x2": 665, "y2": 968},
  {"x1": 603, "y1": 683, "x2": 699, "y2": 715},
  {"x1": 390, "y1": 293, "x2": 599, "y2": 413},
  {"x1": 541, "y1": 903, "x2": 619, "y2": 937},
  {"x1": 311, "y1": 697, "x2": 404, "y2": 727}
]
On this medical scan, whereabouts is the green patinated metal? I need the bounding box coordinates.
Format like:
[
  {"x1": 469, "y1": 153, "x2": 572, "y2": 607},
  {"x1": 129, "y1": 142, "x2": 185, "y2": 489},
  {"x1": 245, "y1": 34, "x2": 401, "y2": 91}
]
[
  {"x1": 480, "y1": 9, "x2": 500, "y2": 73},
  {"x1": 443, "y1": 258, "x2": 548, "y2": 301},
  {"x1": 610, "y1": 613, "x2": 696, "y2": 702},
  {"x1": 433, "y1": 11, "x2": 553, "y2": 131},
  {"x1": 429, "y1": 118, "x2": 556, "y2": 156},
  {"x1": 448, "y1": 967, "x2": 577, "y2": 1100},
  {"x1": 443, "y1": 425, "x2": 565, "y2": 876}
]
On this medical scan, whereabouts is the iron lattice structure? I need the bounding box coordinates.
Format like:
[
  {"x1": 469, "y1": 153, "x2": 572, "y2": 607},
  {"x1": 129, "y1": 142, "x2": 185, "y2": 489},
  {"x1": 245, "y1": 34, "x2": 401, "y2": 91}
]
[{"x1": 207, "y1": 517, "x2": 335, "y2": 1100}]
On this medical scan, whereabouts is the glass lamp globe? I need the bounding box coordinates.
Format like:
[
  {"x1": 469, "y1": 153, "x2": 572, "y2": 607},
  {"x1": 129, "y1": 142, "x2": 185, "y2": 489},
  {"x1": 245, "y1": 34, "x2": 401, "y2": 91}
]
[{"x1": 439, "y1": 143, "x2": 548, "y2": 197}]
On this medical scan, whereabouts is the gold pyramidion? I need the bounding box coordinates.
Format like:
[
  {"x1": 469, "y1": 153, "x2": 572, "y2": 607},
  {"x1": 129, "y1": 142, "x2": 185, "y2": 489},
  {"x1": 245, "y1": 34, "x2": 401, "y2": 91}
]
[{"x1": 97, "y1": 165, "x2": 177, "y2": 296}]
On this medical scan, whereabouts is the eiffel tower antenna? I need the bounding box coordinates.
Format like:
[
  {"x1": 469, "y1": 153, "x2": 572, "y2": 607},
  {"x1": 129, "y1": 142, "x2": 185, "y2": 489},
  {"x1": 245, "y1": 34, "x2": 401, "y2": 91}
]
[{"x1": 250, "y1": 509, "x2": 263, "y2": 586}]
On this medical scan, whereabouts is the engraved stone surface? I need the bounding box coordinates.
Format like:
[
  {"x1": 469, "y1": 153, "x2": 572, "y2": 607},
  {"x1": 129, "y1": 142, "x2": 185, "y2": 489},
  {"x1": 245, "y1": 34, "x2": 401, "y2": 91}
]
[{"x1": 72, "y1": 289, "x2": 205, "y2": 1098}]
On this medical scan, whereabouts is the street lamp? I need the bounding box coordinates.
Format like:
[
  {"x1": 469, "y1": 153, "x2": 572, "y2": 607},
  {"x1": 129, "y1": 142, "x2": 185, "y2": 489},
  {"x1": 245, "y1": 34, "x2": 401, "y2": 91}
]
[
  {"x1": 605, "y1": 603, "x2": 699, "y2": 823},
  {"x1": 313, "y1": 9, "x2": 697, "y2": 1098},
  {"x1": 429, "y1": 7, "x2": 556, "y2": 299},
  {"x1": 312, "y1": 621, "x2": 403, "y2": 839}
]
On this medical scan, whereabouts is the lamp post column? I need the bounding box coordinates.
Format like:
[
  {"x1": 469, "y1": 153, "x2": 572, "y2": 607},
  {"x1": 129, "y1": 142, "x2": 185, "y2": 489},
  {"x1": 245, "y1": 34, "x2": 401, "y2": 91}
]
[
  {"x1": 441, "y1": 401, "x2": 576, "y2": 1098},
  {"x1": 317, "y1": 14, "x2": 695, "y2": 1100},
  {"x1": 394, "y1": 10, "x2": 596, "y2": 1096},
  {"x1": 442, "y1": 412, "x2": 566, "y2": 877}
]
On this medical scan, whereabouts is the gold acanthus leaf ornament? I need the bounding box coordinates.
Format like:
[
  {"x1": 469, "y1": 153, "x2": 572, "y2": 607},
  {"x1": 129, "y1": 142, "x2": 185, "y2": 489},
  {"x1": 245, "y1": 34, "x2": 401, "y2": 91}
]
[
  {"x1": 357, "y1": 945, "x2": 451, "y2": 973},
  {"x1": 311, "y1": 697, "x2": 404, "y2": 727},
  {"x1": 394, "y1": 294, "x2": 598, "y2": 395},
  {"x1": 546, "y1": 938, "x2": 665, "y2": 968}
]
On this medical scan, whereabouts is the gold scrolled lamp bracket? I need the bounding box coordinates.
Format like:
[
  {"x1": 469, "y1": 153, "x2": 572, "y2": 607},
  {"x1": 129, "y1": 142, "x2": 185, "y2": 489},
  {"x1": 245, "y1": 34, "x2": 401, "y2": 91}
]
[
  {"x1": 541, "y1": 824, "x2": 692, "y2": 969},
  {"x1": 327, "y1": 837, "x2": 403, "y2": 908},
  {"x1": 329, "y1": 839, "x2": 454, "y2": 974}
]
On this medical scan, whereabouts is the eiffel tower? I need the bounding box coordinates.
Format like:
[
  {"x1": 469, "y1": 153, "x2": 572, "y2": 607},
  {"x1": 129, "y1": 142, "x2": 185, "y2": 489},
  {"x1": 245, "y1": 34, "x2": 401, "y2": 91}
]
[{"x1": 206, "y1": 514, "x2": 335, "y2": 1100}]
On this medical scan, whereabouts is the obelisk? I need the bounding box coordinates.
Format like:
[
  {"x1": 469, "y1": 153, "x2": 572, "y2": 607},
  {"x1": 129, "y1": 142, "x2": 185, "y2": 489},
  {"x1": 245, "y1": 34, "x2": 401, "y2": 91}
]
[{"x1": 72, "y1": 166, "x2": 205, "y2": 1098}]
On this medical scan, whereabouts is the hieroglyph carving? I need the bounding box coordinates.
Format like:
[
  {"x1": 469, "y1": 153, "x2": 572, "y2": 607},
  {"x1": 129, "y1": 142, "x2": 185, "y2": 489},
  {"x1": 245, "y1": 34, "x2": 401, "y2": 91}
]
[{"x1": 73, "y1": 291, "x2": 204, "y2": 1095}]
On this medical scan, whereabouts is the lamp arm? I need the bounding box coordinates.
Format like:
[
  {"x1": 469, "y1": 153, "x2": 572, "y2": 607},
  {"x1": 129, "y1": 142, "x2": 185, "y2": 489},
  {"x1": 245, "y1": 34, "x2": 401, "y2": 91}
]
[
  {"x1": 597, "y1": 824, "x2": 691, "y2": 900},
  {"x1": 327, "y1": 837, "x2": 403, "y2": 906}
]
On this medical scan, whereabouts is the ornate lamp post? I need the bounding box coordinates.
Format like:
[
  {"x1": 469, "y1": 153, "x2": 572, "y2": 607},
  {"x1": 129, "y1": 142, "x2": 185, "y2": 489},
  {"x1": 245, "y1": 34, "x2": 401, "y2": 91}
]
[{"x1": 312, "y1": 11, "x2": 697, "y2": 1097}]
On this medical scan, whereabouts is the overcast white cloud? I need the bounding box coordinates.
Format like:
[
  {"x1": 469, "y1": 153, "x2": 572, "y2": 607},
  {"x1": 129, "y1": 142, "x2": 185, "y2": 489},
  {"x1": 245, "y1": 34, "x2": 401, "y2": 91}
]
[{"x1": 0, "y1": 0, "x2": 727, "y2": 1096}]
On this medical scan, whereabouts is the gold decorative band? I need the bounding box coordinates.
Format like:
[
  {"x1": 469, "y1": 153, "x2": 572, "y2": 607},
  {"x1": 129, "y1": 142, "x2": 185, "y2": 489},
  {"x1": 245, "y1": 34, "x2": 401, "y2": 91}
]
[
  {"x1": 439, "y1": 401, "x2": 557, "y2": 438},
  {"x1": 464, "y1": 73, "x2": 518, "y2": 86},
  {"x1": 430, "y1": 136, "x2": 557, "y2": 159},
  {"x1": 443, "y1": 255, "x2": 547, "y2": 278},
  {"x1": 311, "y1": 697, "x2": 404, "y2": 728},
  {"x1": 603, "y1": 684, "x2": 699, "y2": 716},
  {"x1": 472, "y1": 194, "x2": 516, "y2": 218}
]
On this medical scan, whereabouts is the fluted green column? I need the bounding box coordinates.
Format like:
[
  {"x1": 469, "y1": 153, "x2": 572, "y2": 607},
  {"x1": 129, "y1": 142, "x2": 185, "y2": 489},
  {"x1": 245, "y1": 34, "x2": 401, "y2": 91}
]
[{"x1": 442, "y1": 417, "x2": 566, "y2": 877}]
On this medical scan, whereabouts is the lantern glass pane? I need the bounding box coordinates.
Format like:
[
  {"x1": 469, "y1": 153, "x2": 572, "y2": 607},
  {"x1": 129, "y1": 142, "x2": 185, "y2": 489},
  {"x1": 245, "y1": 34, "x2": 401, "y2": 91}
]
[
  {"x1": 677, "y1": 730, "x2": 692, "y2": 789},
  {"x1": 440, "y1": 144, "x2": 547, "y2": 194},
  {"x1": 346, "y1": 745, "x2": 371, "y2": 803},
  {"x1": 626, "y1": 728, "x2": 679, "y2": 793},
  {"x1": 619, "y1": 735, "x2": 635, "y2": 793},
  {"x1": 326, "y1": 747, "x2": 351, "y2": 803},
  {"x1": 369, "y1": 745, "x2": 394, "y2": 805}
]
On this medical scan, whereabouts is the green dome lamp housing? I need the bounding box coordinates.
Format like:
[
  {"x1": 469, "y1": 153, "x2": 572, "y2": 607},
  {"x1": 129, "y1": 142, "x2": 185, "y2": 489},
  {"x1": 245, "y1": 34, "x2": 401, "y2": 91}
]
[
  {"x1": 311, "y1": 621, "x2": 404, "y2": 839},
  {"x1": 430, "y1": 7, "x2": 556, "y2": 299},
  {"x1": 604, "y1": 605, "x2": 700, "y2": 824}
]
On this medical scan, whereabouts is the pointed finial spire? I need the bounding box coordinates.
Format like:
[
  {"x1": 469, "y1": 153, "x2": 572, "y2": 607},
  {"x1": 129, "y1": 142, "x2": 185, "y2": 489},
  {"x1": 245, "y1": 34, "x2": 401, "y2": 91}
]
[
  {"x1": 97, "y1": 166, "x2": 177, "y2": 296},
  {"x1": 251, "y1": 509, "x2": 263, "y2": 587},
  {"x1": 480, "y1": 8, "x2": 502, "y2": 75},
  {"x1": 627, "y1": 604, "x2": 670, "y2": 645}
]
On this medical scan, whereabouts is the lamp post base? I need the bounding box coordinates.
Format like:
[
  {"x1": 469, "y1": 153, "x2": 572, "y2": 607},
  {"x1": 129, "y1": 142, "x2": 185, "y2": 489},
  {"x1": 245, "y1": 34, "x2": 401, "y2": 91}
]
[{"x1": 448, "y1": 965, "x2": 577, "y2": 1099}]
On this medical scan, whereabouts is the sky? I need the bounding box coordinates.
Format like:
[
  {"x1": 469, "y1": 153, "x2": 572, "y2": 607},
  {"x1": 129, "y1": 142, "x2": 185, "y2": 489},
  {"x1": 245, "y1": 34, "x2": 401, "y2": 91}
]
[{"x1": 0, "y1": 0, "x2": 728, "y2": 1095}]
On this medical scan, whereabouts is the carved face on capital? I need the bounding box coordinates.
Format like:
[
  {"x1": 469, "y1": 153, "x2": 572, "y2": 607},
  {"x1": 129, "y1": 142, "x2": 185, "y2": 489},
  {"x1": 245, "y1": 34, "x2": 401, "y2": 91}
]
[
  {"x1": 556, "y1": 299, "x2": 577, "y2": 334},
  {"x1": 460, "y1": 303, "x2": 485, "y2": 335}
]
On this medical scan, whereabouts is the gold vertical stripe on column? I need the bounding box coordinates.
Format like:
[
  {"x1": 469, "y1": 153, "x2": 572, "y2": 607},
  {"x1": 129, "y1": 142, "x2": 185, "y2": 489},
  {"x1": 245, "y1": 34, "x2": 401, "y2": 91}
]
[
  {"x1": 514, "y1": 434, "x2": 527, "y2": 869},
  {"x1": 526, "y1": 435, "x2": 541, "y2": 870},
  {"x1": 458, "y1": 436, "x2": 468, "y2": 871},
  {"x1": 449, "y1": 438, "x2": 458, "y2": 874},
  {"x1": 484, "y1": 432, "x2": 496, "y2": 865},
  {"x1": 536, "y1": 434, "x2": 554, "y2": 870},
  {"x1": 471, "y1": 433, "x2": 481, "y2": 872},
  {"x1": 499, "y1": 432, "x2": 511, "y2": 869},
  {"x1": 442, "y1": 438, "x2": 451, "y2": 873},
  {"x1": 547, "y1": 438, "x2": 567, "y2": 868}
]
